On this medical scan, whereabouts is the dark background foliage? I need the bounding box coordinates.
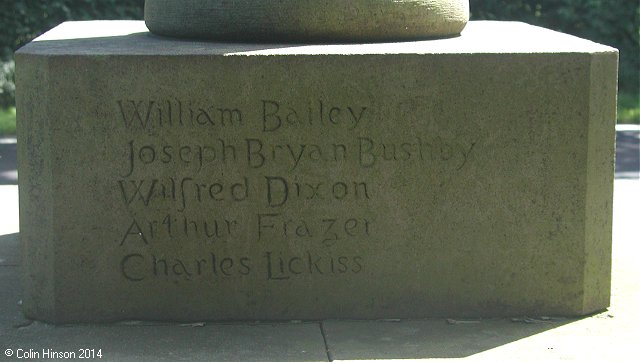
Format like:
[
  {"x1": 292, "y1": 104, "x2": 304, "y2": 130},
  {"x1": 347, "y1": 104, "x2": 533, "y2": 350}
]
[
  {"x1": 0, "y1": 0, "x2": 638, "y2": 109},
  {"x1": 470, "y1": 0, "x2": 639, "y2": 96},
  {"x1": 1, "y1": 0, "x2": 144, "y2": 60},
  {"x1": 0, "y1": 0, "x2": 144, "y2": 108}
]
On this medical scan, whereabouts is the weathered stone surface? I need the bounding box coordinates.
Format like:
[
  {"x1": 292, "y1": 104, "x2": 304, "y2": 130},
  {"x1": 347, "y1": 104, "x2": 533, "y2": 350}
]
[
  {"x1": 144, "y1": 0, "x2": 469, "y2": 42},
  {"x1": 16, "y1": 21, "x2": 617, "y2": 324}
]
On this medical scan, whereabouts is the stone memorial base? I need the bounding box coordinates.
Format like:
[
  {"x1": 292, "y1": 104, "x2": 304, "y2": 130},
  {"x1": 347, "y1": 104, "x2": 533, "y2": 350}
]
[{"x1": 16, "y1": 21, "x2": 617, "y2": 324}]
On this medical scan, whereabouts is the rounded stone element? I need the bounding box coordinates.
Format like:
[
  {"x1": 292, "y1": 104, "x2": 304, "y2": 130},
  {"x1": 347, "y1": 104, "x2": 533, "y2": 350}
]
[{"x1": 145, "y1": 0, "x2": 469, "y2": 42}]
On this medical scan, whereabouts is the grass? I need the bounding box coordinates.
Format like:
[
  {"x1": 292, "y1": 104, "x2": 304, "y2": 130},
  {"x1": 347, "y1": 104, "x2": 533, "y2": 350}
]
[
  {"x1": 618, "y1": 92, "x2": 640, "y2": 125},
  {"x1": 0, "y1": 92, "x2": 636, "y2": 137},
  {"x1": 0, "y1": 107, "x2": 16, "y2": 135}
]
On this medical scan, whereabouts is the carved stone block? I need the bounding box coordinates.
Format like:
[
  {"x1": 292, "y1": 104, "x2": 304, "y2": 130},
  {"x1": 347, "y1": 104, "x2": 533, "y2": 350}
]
[
  {"x1": 16, "y1": 21, "x2": 617, "y2": 323},
  {"x1": 144, "y1": 0, "x2": 469, "y2": 42}
]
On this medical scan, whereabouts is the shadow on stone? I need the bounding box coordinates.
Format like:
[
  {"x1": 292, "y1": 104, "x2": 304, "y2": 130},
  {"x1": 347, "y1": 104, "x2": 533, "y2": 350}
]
[
  {"x1": 0, "y1": 232, "x2": 27, "y2": 331},
  {"x1": 323, "y1": 317, "x2": 580, "y2": 359},
  {"x1": 24, "y1": 25, "x2": 308, "y2": 56},
  {"x1": 0, "y1": 232, "x2": 19, "y2": 266}
]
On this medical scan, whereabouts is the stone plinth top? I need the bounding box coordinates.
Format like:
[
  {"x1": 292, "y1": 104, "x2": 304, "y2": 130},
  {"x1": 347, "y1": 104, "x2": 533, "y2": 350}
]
[
  {"x1": 16, "y1": 19, "x2": 617, "y2": 323},
  {"x1": 144, "y1": 0, "x2": 469, "y2": 42},
  {"x1": 20, "y1": 21, "x2": 616, "y2": 57}
]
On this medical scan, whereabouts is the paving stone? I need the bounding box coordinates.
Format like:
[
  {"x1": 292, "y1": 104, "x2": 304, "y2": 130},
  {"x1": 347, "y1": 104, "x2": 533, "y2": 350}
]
[{"x1": 2, "y1": 321, "x2": 328, "y2": 362}]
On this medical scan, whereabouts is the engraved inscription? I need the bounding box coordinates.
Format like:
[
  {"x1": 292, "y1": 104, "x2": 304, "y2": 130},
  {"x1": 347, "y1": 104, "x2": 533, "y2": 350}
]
[
  {"x1": 112, "y1": 97, "x2": 478, "y2": 284},
  {"x1": 358, "y1": 137, "x2": 476, "y2": 169},
  {"x1": 261, "y1": 99, "x2": 367, "y2": 132},
  {"x1": 264, "y1": 176, "x2": 370, "y2": 207},
  {"x1": 120, "y1": 252, "x2": 363, "y2": 282},
  {"x1": 256, "y1": 214, "x2": 371, "y2": 244},
  {"x1": 117, "y1": 99, "x2": 243, "y2": 131},
  {"x1": 123, "y1": 137, "x2": 475, "y2": 175},
  {"x1": 120, "y1": 214, "x2": 239, "y2": 246}
]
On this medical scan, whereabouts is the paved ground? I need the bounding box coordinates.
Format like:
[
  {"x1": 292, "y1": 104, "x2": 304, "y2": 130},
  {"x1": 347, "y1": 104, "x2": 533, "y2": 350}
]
[
  {"x1": 616, "y1": 126, "x2": 640, "y2": 179},
  {"x1": 0, "y1": 138, "x2": 17, "y2": 185},
  {"x1": 0, "y1": 128, "x2": 638, "y2": 361}
]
